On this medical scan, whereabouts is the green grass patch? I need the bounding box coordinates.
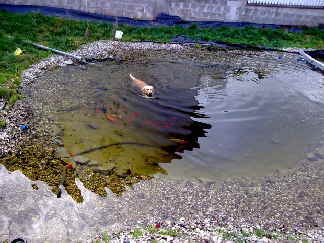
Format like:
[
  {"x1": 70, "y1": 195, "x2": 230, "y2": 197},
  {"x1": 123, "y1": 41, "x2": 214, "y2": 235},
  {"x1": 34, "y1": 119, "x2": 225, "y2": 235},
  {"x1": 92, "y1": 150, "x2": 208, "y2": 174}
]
[
  {"x1": 158, "y1": 228, "x2": 181, "y2": 237},
  {"x1": 130, "y1": 228, "x2": 144, "y2": 238},
  {"x1": 145, "y1": 225, "x2": 181, "y2": 237},
  {"x1": 0, "y1": 10, "x2": 323, "y2": 94},
  {"x1": 215, "y1": 227, "x2": 309, "y2": 242},
  {"x1": 101, "y1": 232, "x2": 111, "y2": 243},
  {"x1": 0, "y1": 87, "x2": 21, "y2": 104},
  {"x1": 0, "y1": 120, "x2": 7, "y2": 129}
]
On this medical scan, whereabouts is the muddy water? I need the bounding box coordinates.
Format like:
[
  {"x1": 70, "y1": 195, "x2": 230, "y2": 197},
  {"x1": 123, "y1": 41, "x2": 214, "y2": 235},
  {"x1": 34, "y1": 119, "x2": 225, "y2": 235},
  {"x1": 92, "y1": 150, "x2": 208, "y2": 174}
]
[{"x1": 31, "y1": 51, "x2": 324, "y2": 180}]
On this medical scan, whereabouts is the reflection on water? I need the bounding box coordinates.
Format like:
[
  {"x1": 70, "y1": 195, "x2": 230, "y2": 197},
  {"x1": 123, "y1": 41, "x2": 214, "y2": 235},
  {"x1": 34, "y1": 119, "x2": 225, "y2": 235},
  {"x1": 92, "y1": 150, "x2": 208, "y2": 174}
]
[
  {"x1": 52, "y1": 55, "x2": 324, "y2": 181},
  {"x1": 19, "y1": 50, "x2": 324, "y2": 200},
  {"x1": 165, "y1": 58, "x2": 324, "y2": 178}
]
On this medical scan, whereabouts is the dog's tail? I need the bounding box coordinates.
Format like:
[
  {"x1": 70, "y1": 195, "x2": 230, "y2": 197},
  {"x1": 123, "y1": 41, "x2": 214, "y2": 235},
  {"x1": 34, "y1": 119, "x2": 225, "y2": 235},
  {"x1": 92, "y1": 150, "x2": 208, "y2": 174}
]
[{"x1": 129, "y1": 73, "x2": 136, "y2": 81}]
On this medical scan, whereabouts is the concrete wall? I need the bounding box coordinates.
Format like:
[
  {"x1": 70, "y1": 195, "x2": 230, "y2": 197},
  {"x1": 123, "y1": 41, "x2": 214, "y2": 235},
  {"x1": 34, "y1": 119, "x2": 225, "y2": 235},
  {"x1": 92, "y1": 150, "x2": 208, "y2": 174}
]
[{"x1": 0, "y1": 0, "x2": 323, "y2": 26}]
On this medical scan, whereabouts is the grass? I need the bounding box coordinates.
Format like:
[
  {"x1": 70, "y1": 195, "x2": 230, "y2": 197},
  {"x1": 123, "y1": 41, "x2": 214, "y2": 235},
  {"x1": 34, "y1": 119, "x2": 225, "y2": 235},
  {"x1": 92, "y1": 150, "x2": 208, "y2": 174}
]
[
  {"x1": 0, "y1": 87, "x2": 20, "y2": 104},
  {"x1": 98, "y1": 225, "x2": 312, "y2": 242},
  {"x1": 0, "y1": 120, "x2": 6, "y2": 129},
  {"x1": 101, "y1": 232, "x2": 111, "y2": 243},
  {"x1": 146, "y1": 225, "x2": 181, "y2": 237},
  {"x1": 215, "y1": 227, "x2": 310, "y2": 242},
  {"x1": 130, "y1": 228, "x2": 144, "y2": 238},
  {"x1": 0, "y1": 10, "x2": 323, "y2": 96}
]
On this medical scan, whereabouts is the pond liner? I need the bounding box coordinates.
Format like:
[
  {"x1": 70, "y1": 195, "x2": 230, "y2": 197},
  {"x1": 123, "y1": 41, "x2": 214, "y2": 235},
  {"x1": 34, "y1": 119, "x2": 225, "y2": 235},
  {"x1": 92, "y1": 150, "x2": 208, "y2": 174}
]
[
  {"x1": 168, "y1": 35, "x2": 299, "y2": 53},
  {"x1": 305, "y1": 50, "x2": 324, "y2": 59},
  {"x1": 0, "y1": 4, "x2": 310, "y2": 32},
  {"x1": 299, "y1": 50, "x2": 324, "y2": 72}
]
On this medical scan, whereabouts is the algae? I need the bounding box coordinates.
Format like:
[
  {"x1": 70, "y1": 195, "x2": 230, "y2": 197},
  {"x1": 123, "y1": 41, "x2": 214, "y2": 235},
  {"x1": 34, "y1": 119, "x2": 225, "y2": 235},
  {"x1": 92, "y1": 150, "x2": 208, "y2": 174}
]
[{"x1": 0, "y1": 141, "x2": 151, "y2": 202}]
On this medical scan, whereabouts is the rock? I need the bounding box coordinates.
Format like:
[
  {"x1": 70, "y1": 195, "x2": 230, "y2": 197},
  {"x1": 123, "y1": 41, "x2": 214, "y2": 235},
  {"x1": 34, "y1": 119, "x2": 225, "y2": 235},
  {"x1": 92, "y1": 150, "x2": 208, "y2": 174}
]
[
  {"x1": 64, "y1": 59, "x2": 74, "y2": 65},
  {"x1": 306, "y1": 152, "x2": 318, "y2": 161},
  {"x1": 52, "y1": 138, "x2": 64, "y2": 146},
  {"x1": 271, "y1": 138, "x2": 280, "y2": 144},
  {"x1": 0, "y1": 101, "x2": 6, "y2": 110},
  {"x1": 58, "y1": 62, "x2": 67, "y2": 67},
  {"x1": 165, "y1": 220, "x2": 172, "y2": 226},
  {"x1": 314, "y1": 147, "x2": 324, "y2": 159},
  {"x1": 259, "y1": 237, "x2": 270, "y2": 242},
  {"x1": 55, "y1": 147, "x2": 70, "y2": 158}
]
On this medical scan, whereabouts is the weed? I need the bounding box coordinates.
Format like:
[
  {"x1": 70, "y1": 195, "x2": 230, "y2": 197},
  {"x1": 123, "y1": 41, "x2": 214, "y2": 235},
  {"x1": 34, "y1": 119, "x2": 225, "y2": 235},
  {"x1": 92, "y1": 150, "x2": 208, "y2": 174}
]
[
  {"x1": 130, "y1": 228, "x2": 143, "y2": 238},
  {"x1": 194, "y1": 43, "x2": 202, "y2": 49},
  {"x1": 0, "y1": 87, "x2": 20, "y2": 104},
  {"x1": 158, "y1": 229, "x2": 181, "y2": 237},
  {"x1": 102, "y1": 232, "x2": 111, "y2": 243},
  {"x1": 8, "y1": 93, "x2": 20, "y2": 104},
  {"x1": 0, "y1": 120, "x2": 6, "y2": 129},
  {"x1": 146, "y1": 225, "x2": 159, "y2": 234},
  {"x1": 0, "y1": 87, "x2": 15, "y2": 99}
]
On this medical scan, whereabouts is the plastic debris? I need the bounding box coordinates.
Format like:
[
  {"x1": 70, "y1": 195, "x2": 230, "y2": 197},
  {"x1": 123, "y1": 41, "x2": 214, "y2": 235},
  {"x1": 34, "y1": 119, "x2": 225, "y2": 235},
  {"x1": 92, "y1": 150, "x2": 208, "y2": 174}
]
[
  {"x1": 19, "y1": 124, "x2": 29, "y2": 131},
  {"x1": 65, "y1": 163, "x2": 73, "y2": 169},
  {"x1": 11, "y1": 238, "x2": 26, "y2": 243},
  {"x1": 14, "y1": 48, "x2": 23, "y2": 56},
  {"x1": 297, "y1": 57, "x2": 306, "y2": 62},
  {"x1": 115, "y1": 30, "x2": 123, "y2": 39}
]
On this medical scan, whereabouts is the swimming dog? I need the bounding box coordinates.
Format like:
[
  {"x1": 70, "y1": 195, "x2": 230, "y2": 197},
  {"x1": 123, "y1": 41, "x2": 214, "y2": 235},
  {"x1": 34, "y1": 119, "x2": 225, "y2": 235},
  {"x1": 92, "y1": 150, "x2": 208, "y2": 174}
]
[{"x1": 129, "y1": 74, "x2": 154, "y2": 98}]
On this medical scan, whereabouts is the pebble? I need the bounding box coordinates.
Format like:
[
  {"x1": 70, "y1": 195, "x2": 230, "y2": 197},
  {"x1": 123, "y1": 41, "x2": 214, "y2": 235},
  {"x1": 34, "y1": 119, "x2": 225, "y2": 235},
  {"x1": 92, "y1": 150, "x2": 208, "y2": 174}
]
[
  {"x1": 64, "y1": 59, "x2": 74, "y2": 65},
  {"x1": 179, "y1": 217, "x2": 185, "y2": 223},
  {"x1": 306, "y1": 152, "x2": 318, "y2": 161},
  {"x1": 0, "y1": 101, "x2": 5, "y2": 110},
  {"x1": 314, "y1": 146, "x2": 324, "y2": 159},
  {"x1": 52, "y1": 138, "x2": 64, "y2": 146}
]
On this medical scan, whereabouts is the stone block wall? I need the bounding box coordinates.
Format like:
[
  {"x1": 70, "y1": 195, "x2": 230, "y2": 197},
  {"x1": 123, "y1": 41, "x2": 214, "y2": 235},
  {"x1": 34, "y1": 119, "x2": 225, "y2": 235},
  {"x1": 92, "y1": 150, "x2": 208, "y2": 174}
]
[
  {"x1": 169, "y1": 0, "x2": 228, "y2": 21},
  {"x1": 0, "y1": 0, "x2": 156, "y2": 19},
  {"x1": 0, "y1": 0, "x2": 323, "y2": 26},
  {"x1": 239, "y1": 5, "x2": 324, "y2": 26}
]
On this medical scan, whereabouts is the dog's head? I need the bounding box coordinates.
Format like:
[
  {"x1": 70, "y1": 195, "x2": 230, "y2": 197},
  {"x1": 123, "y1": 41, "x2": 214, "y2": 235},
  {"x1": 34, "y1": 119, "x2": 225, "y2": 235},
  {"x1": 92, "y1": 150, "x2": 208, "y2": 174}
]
[{"x1": 142, "y1": 85, "x2": 154, "y2": 97}]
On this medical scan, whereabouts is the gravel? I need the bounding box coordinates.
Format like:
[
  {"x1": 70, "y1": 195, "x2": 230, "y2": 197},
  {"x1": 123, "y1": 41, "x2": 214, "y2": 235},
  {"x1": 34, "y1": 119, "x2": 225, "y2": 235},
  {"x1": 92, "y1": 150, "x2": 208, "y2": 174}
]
[
  {"x1": 0, "y1": 40, "x2": 323, "y2": 242},
  {"x1": 0, "y1": 40, "x2": 185, "y2": 155}
]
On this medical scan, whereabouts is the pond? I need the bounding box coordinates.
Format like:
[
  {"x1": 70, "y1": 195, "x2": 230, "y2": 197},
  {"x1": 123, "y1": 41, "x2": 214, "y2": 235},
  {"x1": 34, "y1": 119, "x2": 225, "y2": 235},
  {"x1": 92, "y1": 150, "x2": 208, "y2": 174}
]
[{"x1": 28, "y1": 49, "x2": 324, "y2": 186}]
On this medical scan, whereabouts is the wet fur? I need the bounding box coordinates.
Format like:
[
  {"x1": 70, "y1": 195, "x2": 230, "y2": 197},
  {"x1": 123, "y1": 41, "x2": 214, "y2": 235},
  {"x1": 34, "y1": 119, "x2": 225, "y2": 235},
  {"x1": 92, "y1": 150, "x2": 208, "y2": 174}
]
[{"x1": 129, "y1": 74, "x2": 154, "y2": 97}]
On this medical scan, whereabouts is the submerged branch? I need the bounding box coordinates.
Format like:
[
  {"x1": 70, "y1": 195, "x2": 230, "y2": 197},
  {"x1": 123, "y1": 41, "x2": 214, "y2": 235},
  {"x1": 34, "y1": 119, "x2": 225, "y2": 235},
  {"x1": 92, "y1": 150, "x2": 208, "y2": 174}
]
[{"x1": 75, "y1": 142, "x2": 164, "y2": 156}]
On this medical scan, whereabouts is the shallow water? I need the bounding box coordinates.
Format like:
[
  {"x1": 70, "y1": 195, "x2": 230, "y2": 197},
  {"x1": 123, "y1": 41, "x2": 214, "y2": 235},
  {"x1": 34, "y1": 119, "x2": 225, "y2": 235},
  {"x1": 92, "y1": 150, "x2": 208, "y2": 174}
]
[{"x1": 32, "y1": 51, "x2": 324, "y2": 180}]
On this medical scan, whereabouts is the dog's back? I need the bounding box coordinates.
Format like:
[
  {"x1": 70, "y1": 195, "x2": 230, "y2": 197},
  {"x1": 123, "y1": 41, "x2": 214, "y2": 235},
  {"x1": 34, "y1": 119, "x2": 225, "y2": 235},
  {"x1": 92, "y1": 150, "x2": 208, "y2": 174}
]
[{"x1": 129, "y1": 74, "x2": 146, "y2": 89}]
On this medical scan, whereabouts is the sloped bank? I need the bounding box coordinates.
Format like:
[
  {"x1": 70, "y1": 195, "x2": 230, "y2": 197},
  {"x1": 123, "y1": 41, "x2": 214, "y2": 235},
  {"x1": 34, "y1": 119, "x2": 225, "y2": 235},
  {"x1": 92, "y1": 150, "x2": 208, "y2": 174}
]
[
  {"x1": 0, "y1": 41, "x2": 323, "y2": 242},
  {"x1": 0, "y1": 41, "x2": 186, "y2": 202}
]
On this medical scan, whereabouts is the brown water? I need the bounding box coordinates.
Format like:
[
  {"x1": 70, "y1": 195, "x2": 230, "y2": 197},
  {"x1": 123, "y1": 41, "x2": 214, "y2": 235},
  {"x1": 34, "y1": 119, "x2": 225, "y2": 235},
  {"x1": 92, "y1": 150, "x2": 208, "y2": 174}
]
[{"x1": 31, "y1": 51, "x2": 324, "y2": 180}]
